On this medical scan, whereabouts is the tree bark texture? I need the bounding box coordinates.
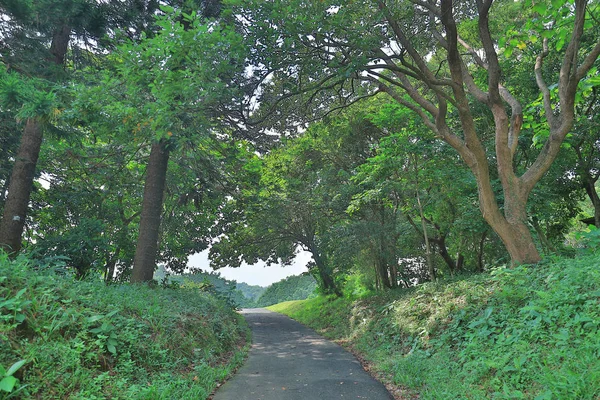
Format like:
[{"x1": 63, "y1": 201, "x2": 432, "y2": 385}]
[
  {"x1": 0, "y1": 25, "x2": 71, "y2": 255},
  {"x1": 49, "y1": 25, "x2": 71, "y2": 66},
  {"x1": 0, "y1": 120, "x2": 43, "y2": 254},
  {"x1": 131, "y1": 141, "x2": 170, "y2": 283},
  {"x1": 370, "y1": 0, "x2": 600, "y2": 265}
]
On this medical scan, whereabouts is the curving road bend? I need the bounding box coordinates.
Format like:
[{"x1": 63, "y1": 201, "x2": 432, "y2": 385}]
[{"x1": 212, "y1": 308, "x2": 393, "y2": 400}]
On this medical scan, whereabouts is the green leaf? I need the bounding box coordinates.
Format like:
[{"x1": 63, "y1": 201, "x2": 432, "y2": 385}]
[
  {"x1": 159, "y1": 5, "x2": 175, "y2": 14},
  {"x1": 0, "y1": 376, "x2": 18, "y2": 392},
  {"x1": 533, "y1": 3, "x2": 546, "y2": 14},
  {"x1": 5, "y1": 360, "x2": 26, "y2": 377},
  {"x1": 87, "y1": 315, "x2": 103, "y2": 323},
  {"x1": 106, "y1": 343, "x2": 117, "y2": 354}
]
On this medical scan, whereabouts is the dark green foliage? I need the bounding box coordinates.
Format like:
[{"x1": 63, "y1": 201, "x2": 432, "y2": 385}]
[
  {"x1": 256, "y1": 274, "x2": 317, "y2": 307},
  {"x1": 271, "y1": 254, "x2": 600, "y2": 399},
  {"x1": 0, "y1": 252, "x2": 248, "y2": 399}
]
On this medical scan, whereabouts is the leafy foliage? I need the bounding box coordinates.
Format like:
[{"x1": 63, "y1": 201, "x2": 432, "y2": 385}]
[
  {"x1": 155, "y1": 265, "x2": 264, "y2": 308},
  {"x1": 270, "y1": 254, "x2": 600, "y2": 399},
  {"x1": 0, "y1": 252, "x2": 248, "y2": 399}
]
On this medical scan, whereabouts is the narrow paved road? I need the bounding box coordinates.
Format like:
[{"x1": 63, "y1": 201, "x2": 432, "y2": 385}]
[{"x1": 213, "y1": 308, "x2": 393, "y2": 400}]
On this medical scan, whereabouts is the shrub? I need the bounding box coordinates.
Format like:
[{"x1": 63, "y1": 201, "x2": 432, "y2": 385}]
[{"x1": 0, "y1": 251, "x2": 248, "y2": 399}]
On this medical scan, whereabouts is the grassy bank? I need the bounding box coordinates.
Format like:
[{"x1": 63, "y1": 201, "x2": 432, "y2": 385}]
[
  {"x1": 268, "y1": 254, "x2": 600, "y2": 399},
  {"x1": 0, "y1": 253, "x2": 249, "y2": 399}
]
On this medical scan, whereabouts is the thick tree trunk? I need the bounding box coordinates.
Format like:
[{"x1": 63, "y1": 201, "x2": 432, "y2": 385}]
[
  {"x1": 131, "y1": 141, "x2": 170, "y2": 283},
  {"x1": 0, "y1": 120, "x2": 43, "y2": 254},
  {"x1": 484, "y1": 186, "x2": 541, "y2": 264},
  {"x1": 490, "y1": 217, "x2": 540, "y2": 264},
  {"x1": 49, "y1": 25, "x2": 71, "y2": 66},
  {"x1": 582, "y1": 178, "x2": 600, "y2": 227},
  {"x1": 310, "y1": 245, "x2": 341, "y2": 296},
  {"x1": 376, "y1": 255, "x2": 391, "y2": 289}
]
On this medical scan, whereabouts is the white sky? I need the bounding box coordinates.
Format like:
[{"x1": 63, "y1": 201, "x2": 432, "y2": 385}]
[{"x1": 187, "y1": 249, "x2": 311, "y2": 287}]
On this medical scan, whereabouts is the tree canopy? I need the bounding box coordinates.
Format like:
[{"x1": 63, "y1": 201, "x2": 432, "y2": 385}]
[{"x1": 0, "y1": 0, "x2": 599, "y2": 293}]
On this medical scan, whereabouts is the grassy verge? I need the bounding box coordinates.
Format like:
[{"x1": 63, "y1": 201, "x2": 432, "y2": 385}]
[
  {"x1": 268, "y1": 254, "x2": 600, "y2": 399},
  {"x1": 0, "y1": 252, "x2": 249, "y2": 399}
]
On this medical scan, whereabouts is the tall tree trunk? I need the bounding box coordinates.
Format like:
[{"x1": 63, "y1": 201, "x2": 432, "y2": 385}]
[
  {"x1": 0, "y1": 120, "x2": 43, "y2": 254},
  {"x1": 376, "y1": 255, "x2": 391, "y2": 289},
  {"x1": 131, "y1": 141, "x2": 170, "y2": 283},
  {"x1": 49, "y1": 25, "x2": 71, "y2": 66},
  {"x1": 310, "y1": 244, "x2": 341, "y2": 296},
  {"x1": 390, "y1": 263, "x2": 398, "y2": 288},
  {"x1": 0, "y1": 25, "x2": 71, "y2": 255}
]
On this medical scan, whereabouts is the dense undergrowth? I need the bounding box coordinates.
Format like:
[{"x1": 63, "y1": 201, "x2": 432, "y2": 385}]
[
  {"x1": 269, "y1": 254, "x2": 600, "y2": 399},
  {"x1": 0, "y1": 252, "x2": 249, "y2": 399}
]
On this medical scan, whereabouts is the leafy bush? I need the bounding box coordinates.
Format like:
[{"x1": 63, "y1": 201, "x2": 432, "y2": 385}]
[
  {"x1": 270, "y1": 254, "x2": 600, "y2": 399},
  {"x1": 156, "y1": 266, "x2": 262, "y2": 308},
  {"x1": 0, "y1": 252, "x2": 248, "y2": 399}
]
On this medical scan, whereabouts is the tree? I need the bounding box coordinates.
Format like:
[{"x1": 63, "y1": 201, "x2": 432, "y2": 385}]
[
  {"x1": 210, "y1": 107, "x2": 387, "y2": 294},
  {"x1": 235, "y1": 0, "x2": 600, "y2": 264},
  {"x1": 80, "y1": 4, "x2": 248, "y2": 282},
  {"x1": 209, "y1": 146, "x2": 343, "y2": 294},
  {"x1": 0, "y1": 0, "x2": 126, "y2": 254},
  {"x1": 568, "y1": 71, "x2": 600, "y2": 226}
]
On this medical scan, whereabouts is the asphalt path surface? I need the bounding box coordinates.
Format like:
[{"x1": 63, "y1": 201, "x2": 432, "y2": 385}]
[{"x1": 212, "y1": 308, "x2": 393, "y2": 400}]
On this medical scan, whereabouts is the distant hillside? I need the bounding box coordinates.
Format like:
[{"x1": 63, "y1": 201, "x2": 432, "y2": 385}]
[
  {"x1": 155, "y1": 266, "x2": 258, "y2": 308},
  {"x1": 155, "y1": 266, "x2": 315, "y2": 308},
  {"x1": 256, "y1": 274, "x2": 317, "y2": 307},
  {"x1": 236, "y1": 281, "x2": 266, "y2": 302}
]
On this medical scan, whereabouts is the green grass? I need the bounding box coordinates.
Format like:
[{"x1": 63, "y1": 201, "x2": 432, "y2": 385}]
[
  {"x1": 0, "y1": 252, "x2": 249, "y2": 399},
  {"x1": 268, "y1": 254, "x2": 600, "y2": 399}
]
